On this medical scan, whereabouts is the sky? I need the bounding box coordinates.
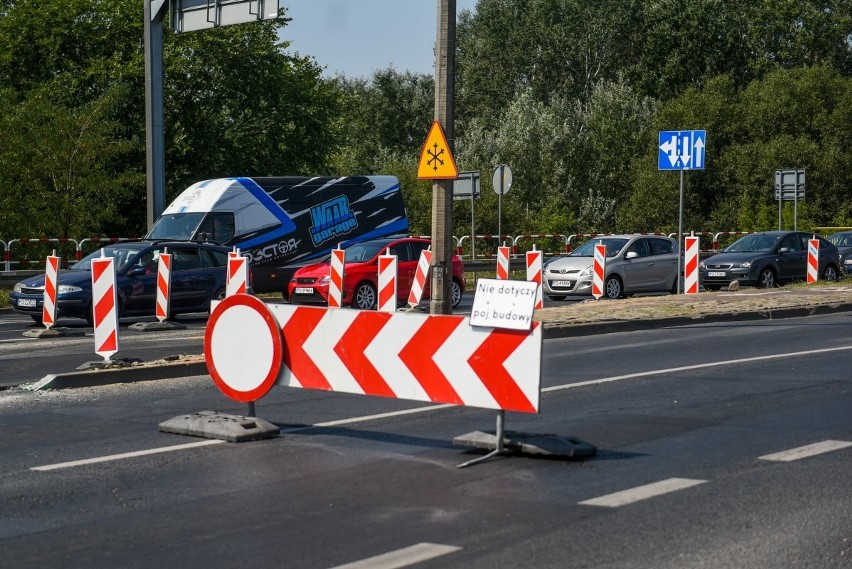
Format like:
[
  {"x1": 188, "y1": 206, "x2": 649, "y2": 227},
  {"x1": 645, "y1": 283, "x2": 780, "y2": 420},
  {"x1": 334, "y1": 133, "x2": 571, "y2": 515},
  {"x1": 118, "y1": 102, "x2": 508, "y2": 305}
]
[{"x1": 279, "y1": 1, "x2": 479, "y2": 78}]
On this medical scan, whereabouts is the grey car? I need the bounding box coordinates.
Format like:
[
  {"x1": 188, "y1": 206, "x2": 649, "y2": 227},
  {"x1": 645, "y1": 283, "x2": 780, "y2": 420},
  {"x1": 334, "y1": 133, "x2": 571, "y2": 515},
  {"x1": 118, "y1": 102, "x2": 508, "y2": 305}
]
[
  {"x1": 542, "y1": 234, "x2": 679, "y2": 300},
  {"x1": 827, "y1": 231, "x2": 852, "y2": 275},
  {"x1": 699, "y1": 231, "x2": 840, "y2": 290}
]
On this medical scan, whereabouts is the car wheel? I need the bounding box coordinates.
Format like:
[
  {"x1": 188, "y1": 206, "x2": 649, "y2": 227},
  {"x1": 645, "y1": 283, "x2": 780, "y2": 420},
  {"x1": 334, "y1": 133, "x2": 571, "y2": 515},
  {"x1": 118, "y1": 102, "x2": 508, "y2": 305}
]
[
  {"x1": 822, "y1": 264, "x2": 839, "y2": 281},
  {"x1": 85, "y1": 303, "x2": 94, "y2": 326},
  {"x1": 547, "y1": 295, "x2": 567, "y2": 301},
  {"x1": 604, "y1": 275, "x2": 623, "y2": 299},
  {"x1": 352, "y1": 282, "x2": 377, "y2": 310},
  {"x1": 451, "y1": 279, "x2": 463, "y2": 308},
  {"x1": 30, "y1": 314, "x2": 43, "y2": 325},
  {"x1": 209, "y1": 287, "x2": 226, "y2": 313},
  {"x1": 757, "y1": 267, "x2": 776, "y2": 288}
]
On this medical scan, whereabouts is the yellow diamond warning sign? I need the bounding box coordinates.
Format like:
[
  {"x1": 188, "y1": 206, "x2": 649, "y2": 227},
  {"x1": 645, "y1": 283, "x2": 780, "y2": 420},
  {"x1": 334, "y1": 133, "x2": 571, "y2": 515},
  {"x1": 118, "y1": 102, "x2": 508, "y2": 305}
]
[{"x1": 417, "y1": 120, "x2": 458, "y2": 180}]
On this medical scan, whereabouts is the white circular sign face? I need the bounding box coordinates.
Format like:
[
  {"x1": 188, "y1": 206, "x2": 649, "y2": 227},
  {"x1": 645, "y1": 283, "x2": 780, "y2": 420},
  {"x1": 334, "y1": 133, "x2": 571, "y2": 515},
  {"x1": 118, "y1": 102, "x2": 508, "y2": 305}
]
[
  {"x1": 204, "y1": 295, "x2": 283, "y2": 402},
  {"x1": 492, "y1": 164, "x2": 513, "y2": 195}
]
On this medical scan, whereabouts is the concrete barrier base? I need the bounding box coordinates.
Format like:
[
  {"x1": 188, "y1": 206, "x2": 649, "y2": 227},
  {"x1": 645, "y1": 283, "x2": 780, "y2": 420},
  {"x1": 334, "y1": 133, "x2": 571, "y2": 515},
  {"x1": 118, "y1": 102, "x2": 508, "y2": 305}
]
[
  {"x1": 454, "y1": 430, "x2": 597, "y2": 459},
  {"x1": 159, "y1": 411, "x2": 280, "y2": 442}
]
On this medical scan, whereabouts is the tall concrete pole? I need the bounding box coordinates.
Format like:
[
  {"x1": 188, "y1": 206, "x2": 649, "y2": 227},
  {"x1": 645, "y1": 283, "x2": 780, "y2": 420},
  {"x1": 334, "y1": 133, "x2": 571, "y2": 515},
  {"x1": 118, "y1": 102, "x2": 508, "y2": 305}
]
[{"x1": 430, "y1": 0, "x2": 456, "y2": 315}]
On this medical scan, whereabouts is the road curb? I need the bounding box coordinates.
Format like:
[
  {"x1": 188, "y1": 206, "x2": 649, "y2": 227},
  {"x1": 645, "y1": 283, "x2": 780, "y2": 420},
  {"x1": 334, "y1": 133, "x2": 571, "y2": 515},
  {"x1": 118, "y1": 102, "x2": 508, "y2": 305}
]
[
  {"x1": 25, "y1": 360, "x2": 209, "y2": 391},
  {"x1": 541, "y1": 301, "x2": 852, "y2": 339}
]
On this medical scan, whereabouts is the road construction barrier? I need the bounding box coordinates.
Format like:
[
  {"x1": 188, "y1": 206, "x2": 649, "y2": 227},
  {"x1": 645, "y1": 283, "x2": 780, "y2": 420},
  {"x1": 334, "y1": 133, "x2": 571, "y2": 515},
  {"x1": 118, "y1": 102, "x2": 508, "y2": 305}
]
[
  {"x1": 42, "y1": 252, "x2": 60, "y2": 329},
  {"x1": 712, "y1": 231, "x2": 752, "y2": 250},
  {"x1": 204, "y1": 296, "x2": 542, "y2": 413},
  {"x1": 807, "y1": 238, "x2": 819, "y2": 283},
  {"x1": 377, "y1": 250, "x2": 397, "y2": 313},
  {"x1": 155, "y1": 251, "x2": 172, "y2": 322},
  {"x1": 525, "y1": 247, "x2": 543, "y2": 309},
  {"x1": 226, "y1": 250, "x2": 247, "y2": 296},
  {"x1": 592, "y1": 243, "x2": 605, "y2": 299},
  {"x1": 5, "y1": 237, "x2": 79, "y2": 271},
  {"x1": 408, "y1": 248, "x2": 432, "y2": 308},
  {"x1": 513, "y1": 234, "x2": 569, "y2": 256},
  {"x1": 456, "y1": 235, "x2": 515, "y2": 259},
  {"x1": 684, "y1": 236, "x2": 699, "y2": 294},
  {"x1": 496, "y1": 246, "x2": 510, "y2": 279},
  {"x1": 328, "y1": 246, "x2": 345, "y2": 308},
  {"x1": 91, "y1": 254, "x2": 119, "y2": 362}
]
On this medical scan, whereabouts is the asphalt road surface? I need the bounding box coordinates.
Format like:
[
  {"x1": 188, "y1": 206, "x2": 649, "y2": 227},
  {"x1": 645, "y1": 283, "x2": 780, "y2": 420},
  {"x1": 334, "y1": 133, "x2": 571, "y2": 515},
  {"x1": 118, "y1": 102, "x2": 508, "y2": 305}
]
[{"x1": 1, "y1": 310, "x2": 850, "y2": 568}]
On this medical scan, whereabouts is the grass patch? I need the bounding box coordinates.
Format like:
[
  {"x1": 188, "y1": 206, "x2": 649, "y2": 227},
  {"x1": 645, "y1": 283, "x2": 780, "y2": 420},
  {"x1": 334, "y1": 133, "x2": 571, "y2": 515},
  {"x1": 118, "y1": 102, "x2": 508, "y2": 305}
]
[{"x1": 0, "y1": 288, "x2": 9, "y2": 309}]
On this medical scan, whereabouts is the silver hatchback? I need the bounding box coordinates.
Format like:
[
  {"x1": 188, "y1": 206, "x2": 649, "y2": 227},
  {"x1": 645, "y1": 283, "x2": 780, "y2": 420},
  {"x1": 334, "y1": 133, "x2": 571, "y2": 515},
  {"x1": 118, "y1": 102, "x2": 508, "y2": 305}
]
[{"x1": 543, "y1": 235, "x2": 679, "y2": 299}]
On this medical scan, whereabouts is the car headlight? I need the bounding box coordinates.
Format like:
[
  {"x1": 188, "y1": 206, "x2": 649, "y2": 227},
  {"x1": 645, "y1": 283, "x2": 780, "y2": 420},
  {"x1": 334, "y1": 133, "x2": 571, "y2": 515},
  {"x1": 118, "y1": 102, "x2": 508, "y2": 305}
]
[
  {"x1": 732, "y1": 261, "x2": 751, "y2": 269},
  {"x1": 579, "y1": 265, "x2": 593, "y2": 277},
  {"x1": 320, "y1": 275, "x2": 330, "y2": 283},
  {"x1": 698, "y1": 260, "x2": 705, "y2": 269},
  {"x1": 57, "y1": 285, "x2": 82, "y2": 294},
  {"x1": 13, "y1": 283, "x2": 24, "y2": 293}
]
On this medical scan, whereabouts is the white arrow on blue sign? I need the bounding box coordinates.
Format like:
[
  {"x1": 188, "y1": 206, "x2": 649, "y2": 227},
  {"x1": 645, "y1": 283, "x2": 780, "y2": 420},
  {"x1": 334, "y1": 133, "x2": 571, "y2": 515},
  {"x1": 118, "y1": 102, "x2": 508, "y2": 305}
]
[{"x1": 658, "y1": 130, "x2": 706, "y2": 171}]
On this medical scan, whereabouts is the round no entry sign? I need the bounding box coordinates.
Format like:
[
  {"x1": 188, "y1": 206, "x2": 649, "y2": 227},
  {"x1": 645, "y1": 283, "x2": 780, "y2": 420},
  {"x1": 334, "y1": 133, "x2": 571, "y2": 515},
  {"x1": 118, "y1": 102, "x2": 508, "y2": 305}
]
[{"x1": 204, "y1": 294, "x2": 283, "y2": 402}]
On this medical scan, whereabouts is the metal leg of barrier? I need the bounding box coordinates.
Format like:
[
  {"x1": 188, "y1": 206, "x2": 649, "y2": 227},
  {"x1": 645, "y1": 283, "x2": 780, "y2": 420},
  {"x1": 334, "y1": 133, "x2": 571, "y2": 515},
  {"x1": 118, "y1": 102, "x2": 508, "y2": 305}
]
[
  {"x1": 456, "y1": 410, "x2": 508, "y2": 468},
  {"x1": 247, "y1": 401, "x2": 256, "y2": 418}
]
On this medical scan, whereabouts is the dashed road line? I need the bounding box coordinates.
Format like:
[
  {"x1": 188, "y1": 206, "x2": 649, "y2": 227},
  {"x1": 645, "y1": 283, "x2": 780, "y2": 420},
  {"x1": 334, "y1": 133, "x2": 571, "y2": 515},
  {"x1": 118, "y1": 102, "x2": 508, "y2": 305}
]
[
  {"x1": 759, "y1": 440, "x2": 852, "y2": 462},
  {"x1": 579, "y1": 478, "x2": 707, "y2": 508},
  {"x1": 30, "y1": 439, "x2": 224, "y2": 471},
  {"x1": 328, "y1": 543, "x2": 461, "y2": 569}
]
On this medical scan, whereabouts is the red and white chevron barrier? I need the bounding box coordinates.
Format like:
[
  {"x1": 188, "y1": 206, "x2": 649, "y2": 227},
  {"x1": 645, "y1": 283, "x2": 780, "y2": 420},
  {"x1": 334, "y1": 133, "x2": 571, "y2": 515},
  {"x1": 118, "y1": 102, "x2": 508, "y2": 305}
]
[
  {"x1": 408, "y1": 248, "x2": 432, "y2": 307},
  {"x1": 807, "y1": 238, "x2": 819, "y2": 283},
  {"x1": 227, "y1": 251, "x2": 247, "y2": 296},
  {"x1": 91, "y1": 255, "x2": 119, "y2": 361},
  {"x1": 684, "y1": 236, "x2": 699, "y2": 294},
  {"x1": 496, "y1": 245, "x2": 510, "y2": 280},
  {"x1": 155, "y1": 251, "x2": 172, "y2": 321},
  {"x1": 204, "y1": 299, "x2": 542, "y2": 412},
  {"x1": 592, "y1": 243, "x2": 605, "y2": 299},
  {"x1": 378, "y1": 251, "x2": 397, "y2": 313},
  {"x1": 328, "y1": 246, "x2": 345, "y2": 308},
  {"x1": 42, "y1": 251, "x2": 60, "y2": 329},
  {"x1": 525, "y1": 248, "x2": 543, "y2": 310}
]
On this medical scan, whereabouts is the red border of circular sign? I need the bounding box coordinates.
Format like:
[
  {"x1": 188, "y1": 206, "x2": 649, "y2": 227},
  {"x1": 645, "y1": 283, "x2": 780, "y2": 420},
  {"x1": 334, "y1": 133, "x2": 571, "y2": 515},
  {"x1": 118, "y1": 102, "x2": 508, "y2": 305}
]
[{"x1": 204, "y1": 294, "x2": 283, "y2": 403}]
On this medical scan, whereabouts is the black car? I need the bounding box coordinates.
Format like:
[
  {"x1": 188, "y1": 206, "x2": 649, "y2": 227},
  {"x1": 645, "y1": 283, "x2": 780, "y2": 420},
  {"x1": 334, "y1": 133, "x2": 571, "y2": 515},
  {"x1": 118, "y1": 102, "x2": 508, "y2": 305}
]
[
  {"x1": 699, "y1": 231, "x2": 840, "y2": 290},
  {"x1": 827, "y1": 231, "x2": 852, "y2": 275},
  {"x1": 11, "y1": 241, "x2": 233, "y2": 324}
]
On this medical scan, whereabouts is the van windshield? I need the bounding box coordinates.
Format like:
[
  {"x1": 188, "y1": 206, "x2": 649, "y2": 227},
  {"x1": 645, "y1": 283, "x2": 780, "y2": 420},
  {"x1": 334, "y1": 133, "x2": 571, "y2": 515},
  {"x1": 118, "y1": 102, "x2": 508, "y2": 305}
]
[{"x1": 146, "y1": 213, "x2": 204, "y2": 241}]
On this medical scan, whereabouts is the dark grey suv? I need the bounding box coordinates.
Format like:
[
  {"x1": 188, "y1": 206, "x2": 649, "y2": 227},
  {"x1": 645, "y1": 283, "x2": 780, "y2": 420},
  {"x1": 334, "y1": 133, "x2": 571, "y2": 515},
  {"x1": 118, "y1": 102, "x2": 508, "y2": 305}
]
[{"x1": 699, "y1": 231, "x2": 840, "y2": 290}]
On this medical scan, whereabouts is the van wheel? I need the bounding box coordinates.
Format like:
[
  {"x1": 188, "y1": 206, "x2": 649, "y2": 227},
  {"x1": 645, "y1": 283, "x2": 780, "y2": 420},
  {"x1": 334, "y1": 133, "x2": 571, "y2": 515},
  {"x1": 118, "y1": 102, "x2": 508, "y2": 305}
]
[{"x1": 352, "y1": 282, "x2": 377, "y2": 310}]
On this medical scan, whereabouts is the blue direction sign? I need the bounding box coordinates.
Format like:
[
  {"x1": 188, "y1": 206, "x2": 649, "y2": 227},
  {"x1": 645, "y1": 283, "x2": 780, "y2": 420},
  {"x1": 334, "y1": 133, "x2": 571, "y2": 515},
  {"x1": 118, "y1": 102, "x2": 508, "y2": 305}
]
[{"x1": 658, "y1": 130, "x2": 706, "y2": 170}]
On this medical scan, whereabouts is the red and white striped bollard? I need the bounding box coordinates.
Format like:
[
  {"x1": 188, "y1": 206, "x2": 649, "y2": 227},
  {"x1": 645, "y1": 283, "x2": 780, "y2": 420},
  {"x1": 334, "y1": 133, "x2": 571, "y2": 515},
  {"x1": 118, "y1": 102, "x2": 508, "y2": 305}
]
[
  {"x1": 328, "y1": 245, "x2": 345, "y2": 308},
  {"x1": 807, "y1": 238, "x2": 819, "y2": 283},
  {"x1": 684, "y1": 235, "x2": 699, "y2": 294},
  {"x1": 592, "y1": 243, "x2": 606, "y2": 299},
  {"x1": 525, "y1": 246, "x2": 543, "y2": 309},
  {"x1": 155, "y1": 250, "x2": 172, "y2": 321},
  {"x1": 91, "y1": 252, "x2": 119, "y2": 362},
  {"x1": 407, "y1": 248, "x2": 432, "y2": 308},
  {"x1": 496, "y1": 245, "x2": 510, "y2": 280},
  {"x1": 42, "y1": 250, "x2": 60, "y2": 329},
  {"x1": 227, "y1": 250, "x2": 247, "y2": 296},
  {"x1": 377, "y1": 249, "x2": 397, "y2": 313}
]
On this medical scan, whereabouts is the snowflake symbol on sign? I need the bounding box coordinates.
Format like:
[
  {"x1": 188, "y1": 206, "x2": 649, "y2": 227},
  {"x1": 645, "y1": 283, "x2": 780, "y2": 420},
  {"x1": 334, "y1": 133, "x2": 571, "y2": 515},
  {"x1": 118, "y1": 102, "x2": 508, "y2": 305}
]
[{"x1": 427, "y1": 143, "x2": 445, "y2": 171}]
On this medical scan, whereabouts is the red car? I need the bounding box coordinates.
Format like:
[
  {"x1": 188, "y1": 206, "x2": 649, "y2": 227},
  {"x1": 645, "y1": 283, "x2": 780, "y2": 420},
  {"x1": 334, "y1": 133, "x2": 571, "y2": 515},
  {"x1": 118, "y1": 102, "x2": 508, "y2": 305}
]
[{"x1": 288, "y1": 237, "x2": 466, "y2": 309}]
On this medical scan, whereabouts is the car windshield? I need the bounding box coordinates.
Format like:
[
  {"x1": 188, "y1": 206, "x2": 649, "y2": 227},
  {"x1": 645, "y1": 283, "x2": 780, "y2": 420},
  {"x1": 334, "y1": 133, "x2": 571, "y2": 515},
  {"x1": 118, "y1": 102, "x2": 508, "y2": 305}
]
[
  {"x1": 71, "y1": 244, "x2": 147, "y2": 272},
  {"x1": 828, "y1": 233, "x2": 852, "y2": 247},
  {"x1": 345, "y1": 241, "x2": 392, "y2": 262},
  {"x1": 570, "y1": 238, "x2": 628, "y2": 257},
  {"x1": 145, "y1": 213, "x2": 205, "y2": 240},
  {"x1": 725, "y1": 234, "x2": 780, "y2": 252}
]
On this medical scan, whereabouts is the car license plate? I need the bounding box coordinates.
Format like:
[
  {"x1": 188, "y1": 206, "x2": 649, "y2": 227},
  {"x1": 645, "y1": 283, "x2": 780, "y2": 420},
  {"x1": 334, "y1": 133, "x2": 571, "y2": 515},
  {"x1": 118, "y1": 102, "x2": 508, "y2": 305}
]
[
  {"x1": 294, "y1": 287, "x2": 314, "y2": 295},
  {"x1": 17, "y1": 298, "x2": 37, "y2": 308},
  {"x1": 551, "y1": 280, "x2": 573, "y2": 287},
  {"x1": 707, "y1": 271, "x2": 726, "y2": 277}
]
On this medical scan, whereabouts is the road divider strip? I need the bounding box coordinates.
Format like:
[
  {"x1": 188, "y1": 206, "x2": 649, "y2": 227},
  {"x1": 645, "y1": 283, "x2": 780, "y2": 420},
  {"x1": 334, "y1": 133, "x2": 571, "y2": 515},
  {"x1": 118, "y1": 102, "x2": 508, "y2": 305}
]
[
  {"x1": 758, "y1": 440, "x2": 852, "y2": 462},
  {"x1": 328, "y1": 542, "x2": 461, "y2": 569},
  {"x1": 579, "y1": 478, "x2": 707, "y2": 508}
]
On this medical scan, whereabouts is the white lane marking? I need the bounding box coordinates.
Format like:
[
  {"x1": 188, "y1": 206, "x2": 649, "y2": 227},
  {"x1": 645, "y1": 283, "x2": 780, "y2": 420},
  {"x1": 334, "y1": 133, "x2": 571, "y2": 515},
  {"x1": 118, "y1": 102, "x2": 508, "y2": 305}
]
[
  {"x1": 543, "y1": 344, "x2": 852, "y2": 393},
  {"x1": 328, "y1": 543, "x2": 461, "y2": 569},
  {"x1": 579, "y1": 478, "x2": 707, "y2": 508},
  {"x1": 31, "y1": 440, "x2": 224, "y2": 471},
  {"x1": 27, "y1": 345, "x2": 852, "y2": 471},
  {"x1": 759, "y1": 440, "x2": 852, "y2": 462}
]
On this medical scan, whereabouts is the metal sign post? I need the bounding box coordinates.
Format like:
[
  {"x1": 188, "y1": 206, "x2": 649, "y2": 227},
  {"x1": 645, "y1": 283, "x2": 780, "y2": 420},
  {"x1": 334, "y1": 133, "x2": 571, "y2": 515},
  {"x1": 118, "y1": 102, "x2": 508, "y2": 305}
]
[
  {"x1": 775, "y1": 169, "x2": 806, "y2": 230},
  {"x1": 658, "y1": 130, "x2": 706, "y2": 294},
  {"x1": 492, "y1": 164, "x2": 513, "y2": 241}
]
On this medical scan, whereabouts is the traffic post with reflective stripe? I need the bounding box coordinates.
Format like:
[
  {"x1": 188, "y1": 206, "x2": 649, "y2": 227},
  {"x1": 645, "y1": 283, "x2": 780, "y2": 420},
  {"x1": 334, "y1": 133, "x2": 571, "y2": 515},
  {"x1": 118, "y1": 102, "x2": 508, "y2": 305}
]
[
  {"x1": 592, "y1": 243, "x2": 606, "y2": 299},
  {"x1": 155, "y1": 250, "x2": 172, "y2": 321},
  {"x1": 42, "y1": 251, "x2": 60, "y2": 329},
  {"x1": 328, "y1": 246, "x2": 345, "y2": 307},
  {"x1": 91, "y1": 254, "x2": 119, "y2": 362},
  {"x1": 684, "y1": 236, "x2": 699, "y2": 294},
  {"x1": 496, "y1": 245, "x2": 510, "y2": 280},
  {"x1": 227, "y1": 251, "x2": 248, "y2": 297},
  {"x1": 807, "y1": 238, "x2": 819, "y2": 284},
  {"x1": 525, "y1": 246, "x2": 543, "y2": 310},
  {"x1": 408, "y1": 248, "x2": 432, "y2": 308},
  {"x1": 377, "y1": 250, "x2": 397, "y2": 313}
]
